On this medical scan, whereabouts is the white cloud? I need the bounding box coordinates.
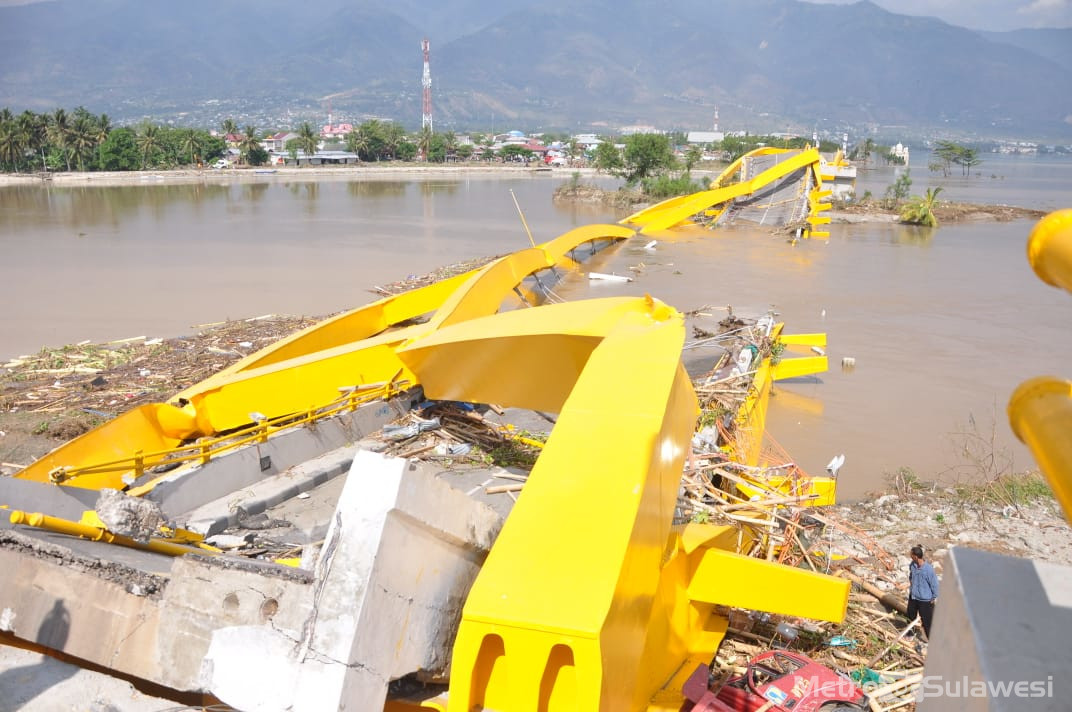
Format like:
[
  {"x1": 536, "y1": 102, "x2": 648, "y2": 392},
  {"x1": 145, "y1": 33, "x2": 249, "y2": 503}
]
[{"x1": 1017, "y1": 0, "x2": 1072, "y2": 28}]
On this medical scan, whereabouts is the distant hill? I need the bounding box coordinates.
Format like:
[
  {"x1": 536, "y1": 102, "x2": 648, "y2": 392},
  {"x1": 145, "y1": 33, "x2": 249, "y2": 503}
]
[
  {"x1": 981, "y1": 28, "x2": 1072, "y2": 74},
  {"x1": 1, "y1": 0, "x2": 1069, "y2": 138}
]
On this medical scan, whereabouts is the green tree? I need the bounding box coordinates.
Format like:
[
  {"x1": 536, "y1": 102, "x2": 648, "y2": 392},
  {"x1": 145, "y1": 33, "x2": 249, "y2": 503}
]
[
  {"x1": 94, "y1": 113, "x2": 111, "y2": 170},
  {"x1": 135, "y1": 122, "x2": 161, "y2": 169},
  {"x1": 395, "y1": 139, "x2": 417, "y2": 162},
  {"x1": 456, "y1": 144, "x2": 474, "y2": 161},
  {"x1": 900, "y1": 186, "x2": 943, "y2": 227},
  {"x1": 20, "y1": 111, "x2": 48, "y2": 172},
  {"x1": 884, "y1": 169, "x2": 912, "y2": 208},
  {"x1": 345, "y1": 129, "x2": 367, "y2": 159},
  {"x1": 297, "y1": 121, "x2": 319, "y2": 159},
  {"x1": 178, "y1": 129, "x2": 203, "y2": 166},
  {"x1": 98, "y1": 127, "x2": 141, "y2": 170},
  {"x1": 933, "y1": 141, "x2": 981, "y2": 177},
  {"x1": 68, "y1": 113, "x2": 96, "y2": 171},
  {"x1": 239, "y1": 125, "x2": 261, "y2": 164},
  {"x1": 221, "y1": 118, "x2": 237, "y2": 138},
  {"x1": 592, "y1": 140, "x2": 622, "y2": 173},
  {"x1": 426, "y1": 133, "x2": 448, "y2": 163},
  {"x1": 416, "y1": 125, "x2": 433, "y2": 160},
  {"x1": 498, "y1": 143, "x2": 534, "y2": 163},
  {"x1": 621, "y1": 133, "x2": 675, "y2": 185},
  {"x1": 49, "y1": 108, "x2": 72, "y2": 171},
  {"x1": 443, "y1": 131, "x2": 458, "y2": 161},
  {"x1": 0, "y1": 118, "x2": 21, "y2": 171},
  {"x1": 382, "y1": 122, "x2": 406, "y2": 160},
  {"x1": 567, "y1": 138, "x2": 580, "y2": 162},
  {"x1": 684, "y1": 145, "x2": 703, "y2": 171}
]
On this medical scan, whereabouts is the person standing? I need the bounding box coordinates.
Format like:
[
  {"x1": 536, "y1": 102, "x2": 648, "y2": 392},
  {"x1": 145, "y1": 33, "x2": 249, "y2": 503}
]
[{"x1": 907, "y1": 544, "x2": 939, "y2": 638}]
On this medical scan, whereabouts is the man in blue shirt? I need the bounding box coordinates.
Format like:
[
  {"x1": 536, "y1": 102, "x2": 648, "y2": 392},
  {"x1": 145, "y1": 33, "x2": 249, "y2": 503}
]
[{"x1": 908, "y1": 544, "x2": 939, "y2": 638}]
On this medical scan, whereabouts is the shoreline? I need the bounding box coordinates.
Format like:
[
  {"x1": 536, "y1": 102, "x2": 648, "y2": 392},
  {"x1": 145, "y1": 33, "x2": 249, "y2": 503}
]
[
  {"x1": 0, "y1": 167, "x2": 1051, "y2": 223},
  {"x1": 0, "y1": 164, "x2": 600, "y2": 188}
]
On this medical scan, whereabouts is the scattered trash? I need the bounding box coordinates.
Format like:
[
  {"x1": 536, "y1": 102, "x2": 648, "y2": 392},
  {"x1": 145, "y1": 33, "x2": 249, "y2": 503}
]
[
  {"x1": 811, "y1": 346, "x2": 826, "y2": 356},
  {"x1": 643, "y1": 240, "x2": 657, "y2": 250},
  {"x1": 842, "y1": 356, "x2": 856, "y2": 369},
  {"x1": 827, "y1": 635, "x2": 857, "y2": 648},
  {"x1": 435, "y1": 443, "x2": 472, "y2": 456},
  {"x1": 238, "y1": 341, "x2": 253, "y2": 349},
  {"x1": 297, "y1": 492, "x2": 311, "y2": 500},
  {"x1": 825, "y1": 454, "x2": 845, "y2": 477},
  {"x1": 588, "y1": 272, "x2": 633, "y2": 282},
  {"x1": 145, "y1": 338, "x2": 163, "y2": 346},
  {"x1": 139, "y1": 369, "x2": 151, "y2": 377},
  {"x1": 205, "y1": 533, "x2": 254, "y2": 550}
]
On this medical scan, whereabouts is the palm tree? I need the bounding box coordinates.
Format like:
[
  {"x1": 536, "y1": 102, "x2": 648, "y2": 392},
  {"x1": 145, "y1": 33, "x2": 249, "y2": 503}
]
[
  {"x1": 19, "y1": 111, "x2": 47, "y2": 171},
  {"x1": 345, "y1": 129, "x2": 368, "y2": 161},
  {"x1": 383, "y1": 122, "x2": 405, "y2": 161},
  {"x1": 900, "y1": 187, "x2": 943, "y2": 227},
  {"x1": 239, "y1": 125, "x2": 261, "y2": 164},
  {"x1": 135, "y1": 123, "x2": 161, "y2": 169},
  {"x1": 0, "y1": 119, "x2": 21, "y2": 172},
  {"x1": 68, "y1": 114, "x2": 97, "y2": 171},
  {"x1": 179, "y1": 129, "x2": 202, "y2": 166},
  {"x1": 443, "y1": 131, "x2": 458, "y2": 162},
  {"x1": 297, "y1": 121, "x2": 318, "y2": 159},
  {"x1": 95, "y1": 113, "x2": 112, "y2": 169},
  {"x1": 49, "y1": 108, "x2": 72, "y2": 171},
  {"x1": 221, "y1": 118, "x2": 237, "y2": 140},
  {"x1": 416, "y1": 125, "x2": 433, "y2": 161}
]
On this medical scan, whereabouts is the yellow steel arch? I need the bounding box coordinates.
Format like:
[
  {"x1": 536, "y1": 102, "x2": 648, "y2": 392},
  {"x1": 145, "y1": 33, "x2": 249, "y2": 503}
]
[{"x1": 621, "y1": 147, "x2": 825, "y2": 235}]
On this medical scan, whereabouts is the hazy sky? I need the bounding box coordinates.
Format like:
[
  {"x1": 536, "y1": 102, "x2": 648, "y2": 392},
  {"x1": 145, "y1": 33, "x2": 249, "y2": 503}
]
[
  {"x1": 806, "y1": 0, "x2": 1072, "y2": 31},
  {"x1": 1, "y1": 0, "x2": 1069, "y2": 31}
]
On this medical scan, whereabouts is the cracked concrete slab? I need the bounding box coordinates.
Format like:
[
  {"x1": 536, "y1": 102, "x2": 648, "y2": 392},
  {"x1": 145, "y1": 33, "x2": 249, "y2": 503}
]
[{"x1": 203, "y1": 450, "x2": 503, "y2": 711}]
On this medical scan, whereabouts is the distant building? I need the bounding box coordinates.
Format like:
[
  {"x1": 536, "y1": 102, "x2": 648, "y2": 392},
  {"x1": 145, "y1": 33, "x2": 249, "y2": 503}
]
[
  {"x1": 264, "y1": 132, "x2": 299, "y2": 153},
  {"x1": 273, "y1": 150, "x2": 359, "y2": 166},
  {"x1": 321, "y1": 123, "x2": 354, "y2": 139},
  {"x1": 619, "y1": 125, "x2": 658, "y2": 135},
  {"x1": 687, "y1": 131, "x2": 724, "y2": 144},
  {"x1": 572, "y1": 134, "x2": 603, "y2": 150},
  {"x1": 891, "y1": 142, "x2": 910, "y2": 164}
]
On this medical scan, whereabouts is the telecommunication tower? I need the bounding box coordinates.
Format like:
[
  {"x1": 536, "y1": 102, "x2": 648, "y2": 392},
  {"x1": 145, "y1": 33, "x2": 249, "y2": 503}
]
[{"x1": 421, "y1": 38, "x2": 433, "y2": 132}]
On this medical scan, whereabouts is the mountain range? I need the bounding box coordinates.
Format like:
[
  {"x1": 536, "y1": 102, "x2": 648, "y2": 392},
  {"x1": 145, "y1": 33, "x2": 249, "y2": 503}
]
[{"x1": 0, "y1": 0, "x2": 1069, "y2": 138}]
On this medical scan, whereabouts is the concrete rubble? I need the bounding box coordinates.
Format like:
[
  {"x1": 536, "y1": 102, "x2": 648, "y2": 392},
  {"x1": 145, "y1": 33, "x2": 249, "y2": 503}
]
[{"x1": 0, "y1": 395, "x2": 513, "y2": 708}]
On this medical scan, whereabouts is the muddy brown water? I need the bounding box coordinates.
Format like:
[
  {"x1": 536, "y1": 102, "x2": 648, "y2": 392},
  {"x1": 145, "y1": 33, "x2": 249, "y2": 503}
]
[{"x1": 2, "y1": 157, "x2": 1070, "y2": 499}]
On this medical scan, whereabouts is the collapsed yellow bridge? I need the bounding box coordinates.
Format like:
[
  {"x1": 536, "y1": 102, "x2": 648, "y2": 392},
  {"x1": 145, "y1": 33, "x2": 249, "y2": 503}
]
[{"x1": 4, "y1": 220, "x2": 848, "y2": 711}]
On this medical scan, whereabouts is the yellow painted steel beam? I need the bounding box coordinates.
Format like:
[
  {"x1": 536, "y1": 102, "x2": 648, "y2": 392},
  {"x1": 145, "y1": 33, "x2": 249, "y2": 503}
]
[
  {"x1": 443, "y1": 296, "x2": 699, "y2": 712},
  {"x1": 14, "y1": 226, "x2": 632, "y2": 491},
  {"x1": 771, "y1": 355, "x2": 828, "y2": 381},
  {"x1": 185, "y1": 270, "x2": 479, "y2": 388},
  {"x1": 687, "y1": 547, "x2": 849, "y2": 622},
  {"x1": 778, "y1": 332, "x2": 826, "y2": 348},
  {"x1": 1009, "y1": 210, "x2": 1072, "y2": 522},
  {"x1": 398, "y1": 296, "x2": 660, "y2": 413},
  {"x1": 8, "y1": 510, "x2": 215, "y2": 557}
]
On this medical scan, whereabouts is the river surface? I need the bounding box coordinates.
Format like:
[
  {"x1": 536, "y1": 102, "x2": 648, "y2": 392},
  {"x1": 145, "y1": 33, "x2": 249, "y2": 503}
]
[{"x1": 2, "y1": 154, "x2": 1070, "y2": 499}]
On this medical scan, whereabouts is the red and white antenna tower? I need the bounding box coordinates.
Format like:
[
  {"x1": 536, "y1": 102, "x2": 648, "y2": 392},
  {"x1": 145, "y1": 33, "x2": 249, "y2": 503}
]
[{"x1": 421, "y1": 38, "x2": 433, "y2": 132}]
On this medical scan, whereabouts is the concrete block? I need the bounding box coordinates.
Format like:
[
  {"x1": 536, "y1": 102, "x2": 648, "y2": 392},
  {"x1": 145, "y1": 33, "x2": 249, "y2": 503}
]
[
  {"x1": 203, "y1": 450, "x2": 503, "y2": 711},
  {"x1": 918, "y1": 547, "x2": 1070, "y2": 711}
]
